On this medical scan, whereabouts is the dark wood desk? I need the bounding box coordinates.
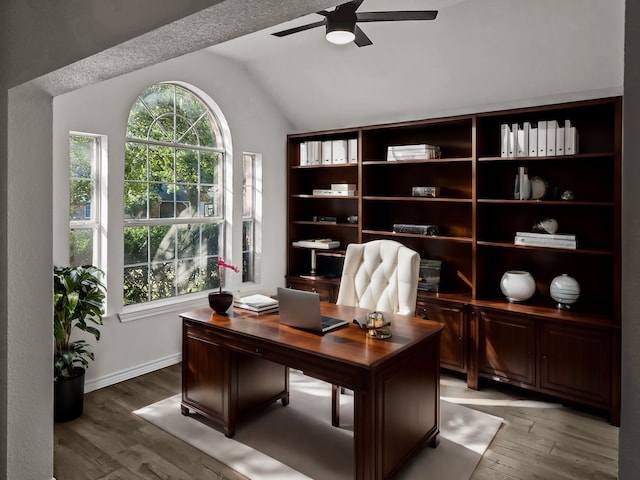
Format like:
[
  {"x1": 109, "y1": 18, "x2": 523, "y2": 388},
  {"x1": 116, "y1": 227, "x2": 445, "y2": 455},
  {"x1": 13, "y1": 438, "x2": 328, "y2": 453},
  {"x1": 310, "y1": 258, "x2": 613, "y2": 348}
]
[{"x1": 180, "y1": 303, "x2": 443, "y2": 480}]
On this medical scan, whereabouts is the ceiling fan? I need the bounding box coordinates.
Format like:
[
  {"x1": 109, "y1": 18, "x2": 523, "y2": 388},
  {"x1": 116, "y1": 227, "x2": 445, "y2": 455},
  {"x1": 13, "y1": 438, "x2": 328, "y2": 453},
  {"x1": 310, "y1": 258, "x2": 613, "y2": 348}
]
[{"x1": 271, "y1": 0, "x2": 438, "y2": 47}]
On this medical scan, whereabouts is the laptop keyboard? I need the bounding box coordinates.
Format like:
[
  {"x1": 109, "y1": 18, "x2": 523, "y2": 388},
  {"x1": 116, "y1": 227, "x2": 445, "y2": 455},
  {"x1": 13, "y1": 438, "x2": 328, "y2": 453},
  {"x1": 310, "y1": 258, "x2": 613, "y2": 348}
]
[{"x1": 321, "y1": 316, "x2": 344, "y2": 328}]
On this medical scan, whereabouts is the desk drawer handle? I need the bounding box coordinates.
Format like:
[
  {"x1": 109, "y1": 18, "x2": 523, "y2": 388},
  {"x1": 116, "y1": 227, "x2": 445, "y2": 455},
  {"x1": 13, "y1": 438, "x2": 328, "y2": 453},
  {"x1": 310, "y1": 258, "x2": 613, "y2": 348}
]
[{"x1": 255, "y1": 347, "x2": 261, "y2": 354}]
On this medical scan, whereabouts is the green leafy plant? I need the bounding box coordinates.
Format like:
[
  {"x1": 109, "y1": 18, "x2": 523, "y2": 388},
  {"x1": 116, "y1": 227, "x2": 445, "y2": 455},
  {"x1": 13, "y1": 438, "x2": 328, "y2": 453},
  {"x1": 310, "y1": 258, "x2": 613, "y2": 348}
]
[{"x1": 53, "y1": 265, "x2": 106, "y2": 379}]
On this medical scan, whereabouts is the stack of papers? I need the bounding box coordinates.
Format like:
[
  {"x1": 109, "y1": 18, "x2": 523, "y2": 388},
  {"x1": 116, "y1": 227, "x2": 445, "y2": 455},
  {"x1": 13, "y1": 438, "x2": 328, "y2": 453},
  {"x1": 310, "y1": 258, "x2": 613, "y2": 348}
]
[{"x1": 234, "y1": 294, "x2": 279, "y2": 313}]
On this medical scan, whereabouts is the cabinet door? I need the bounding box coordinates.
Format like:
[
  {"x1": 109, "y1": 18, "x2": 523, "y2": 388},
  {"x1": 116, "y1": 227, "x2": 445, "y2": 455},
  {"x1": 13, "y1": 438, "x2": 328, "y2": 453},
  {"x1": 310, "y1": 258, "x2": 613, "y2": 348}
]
[
  {"x1": 182, "y1": 324, "x2": 226, "y2": 422},
  {"x1": 418, "y1": 301, "x2": 466, "y2": 371},
  {"x1": 478, "y1": 309, "x2": 535, "y2": 385},
  {"x1": 539, "y1": 322, "x2": 611, "y2": 407}
]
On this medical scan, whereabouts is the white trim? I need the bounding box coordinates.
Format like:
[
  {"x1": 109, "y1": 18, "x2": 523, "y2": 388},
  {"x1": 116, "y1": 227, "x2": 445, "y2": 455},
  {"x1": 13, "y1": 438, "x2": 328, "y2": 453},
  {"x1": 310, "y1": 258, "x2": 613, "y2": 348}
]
[
  {"x1": 118, "y1": 292, "x2": 210, "y2": 323},
  {"x1": 84, "y1": 352, "x2": 182, "y2": 393}
]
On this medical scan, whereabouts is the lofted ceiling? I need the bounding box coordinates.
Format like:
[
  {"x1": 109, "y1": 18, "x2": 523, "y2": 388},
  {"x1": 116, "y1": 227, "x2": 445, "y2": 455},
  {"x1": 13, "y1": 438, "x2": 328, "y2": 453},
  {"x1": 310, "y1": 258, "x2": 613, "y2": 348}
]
[{"x1": 207, "y1": 0, "x2": 624, "y2": 133}]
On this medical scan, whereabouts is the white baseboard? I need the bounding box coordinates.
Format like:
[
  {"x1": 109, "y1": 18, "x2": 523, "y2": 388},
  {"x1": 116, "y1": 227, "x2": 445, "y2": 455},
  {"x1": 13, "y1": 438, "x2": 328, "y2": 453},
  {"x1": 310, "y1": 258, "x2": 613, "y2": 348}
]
[{"x1": 84, "y1": 353, "x2": 182, "y2": 393}]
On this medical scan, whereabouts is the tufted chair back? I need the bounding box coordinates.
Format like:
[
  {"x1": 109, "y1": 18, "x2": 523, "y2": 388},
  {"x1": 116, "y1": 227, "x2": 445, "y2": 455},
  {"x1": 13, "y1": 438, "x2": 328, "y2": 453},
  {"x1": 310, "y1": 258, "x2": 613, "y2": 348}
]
[{"x1": 336, "y1": 239, "x2": 420, "y2": 316}]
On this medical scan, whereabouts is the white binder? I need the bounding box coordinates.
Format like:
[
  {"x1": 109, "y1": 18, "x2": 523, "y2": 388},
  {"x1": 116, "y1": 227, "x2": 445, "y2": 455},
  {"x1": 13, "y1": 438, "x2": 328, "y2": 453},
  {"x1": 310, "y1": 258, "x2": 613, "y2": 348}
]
[
  {"x1": 556, "y1": 126, "x2": 565, "y2": 155},
  {"x1": 501, "y1": 124, "x2": 510, "y2": 158},
  {"x1": 528, "y1": 125, "x2": 538, "y2": 156},
  {"x1": 538, "y1": 121, "x2": 547, "y2": 156},
  {"x1": 322, "y1": 140, "x2": 332, "y2": 165},
  {"x1": 348, "y1": 138, "x2": 358, "y2": 163},
  {"x1": 332, "y1": 139, "x2": 348, "y2": 164},
  {"x1": 546, "y1": 120, "x2": 558, "y2": 156}
]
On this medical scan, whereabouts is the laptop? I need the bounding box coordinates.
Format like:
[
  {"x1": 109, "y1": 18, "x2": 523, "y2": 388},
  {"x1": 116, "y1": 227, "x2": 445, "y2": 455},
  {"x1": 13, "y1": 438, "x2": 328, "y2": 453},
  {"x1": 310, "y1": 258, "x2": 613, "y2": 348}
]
[{"x1": 277, "y1": 287, "x2": 349, "y2": 334}]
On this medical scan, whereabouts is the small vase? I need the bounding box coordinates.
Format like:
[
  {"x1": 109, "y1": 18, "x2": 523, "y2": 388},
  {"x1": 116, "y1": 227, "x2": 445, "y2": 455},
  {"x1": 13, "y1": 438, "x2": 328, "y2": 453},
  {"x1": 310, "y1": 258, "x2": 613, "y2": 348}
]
[
  {"x1": 208, "y1": 291, "x2": 234, "y2": 314},
  {"x1": 500, "y1": 270, "x2": 536, "y2": 302},
  {"x1": 550, "y1": 274, "x2": 580, "y2": 309}
]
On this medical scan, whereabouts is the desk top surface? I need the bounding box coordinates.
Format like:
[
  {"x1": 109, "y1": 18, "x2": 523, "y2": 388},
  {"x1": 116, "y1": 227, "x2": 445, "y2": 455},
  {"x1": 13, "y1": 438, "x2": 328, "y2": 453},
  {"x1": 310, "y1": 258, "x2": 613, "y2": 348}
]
[{"x1": 180, "y1": 303, "x2": 442, "y2": 369}]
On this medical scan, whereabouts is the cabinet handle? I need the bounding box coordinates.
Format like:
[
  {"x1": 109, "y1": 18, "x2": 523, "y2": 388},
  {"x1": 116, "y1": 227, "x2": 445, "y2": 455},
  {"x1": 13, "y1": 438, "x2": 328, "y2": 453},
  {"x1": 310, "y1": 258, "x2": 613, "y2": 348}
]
[
  {"x1": 255, "y1": 347, "x2": 261, "y2": 354},
  {"x1": 422, "y1": 309, "x2": 428, "y2": 319}
]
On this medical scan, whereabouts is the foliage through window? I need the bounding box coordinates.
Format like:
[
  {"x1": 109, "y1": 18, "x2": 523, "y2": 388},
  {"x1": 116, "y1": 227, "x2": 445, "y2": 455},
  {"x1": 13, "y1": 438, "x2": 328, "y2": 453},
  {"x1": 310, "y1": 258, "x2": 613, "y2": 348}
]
[
  {"x1": 123, "y1": 83, "x2": 226, "y2": 305},
  {"x1": 69, "y1": 134, "x2": 101, "y2": 268}
]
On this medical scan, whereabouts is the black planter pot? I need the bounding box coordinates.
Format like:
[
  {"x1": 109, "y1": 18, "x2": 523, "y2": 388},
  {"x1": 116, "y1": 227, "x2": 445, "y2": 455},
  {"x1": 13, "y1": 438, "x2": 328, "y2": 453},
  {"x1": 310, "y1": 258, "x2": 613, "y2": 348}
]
[
  {"x1": 54, "y1": 367, "x2": 85, "y2": 423},
  {"x1": 209, "y1": 291, "x2": 234, "y2": 314}
]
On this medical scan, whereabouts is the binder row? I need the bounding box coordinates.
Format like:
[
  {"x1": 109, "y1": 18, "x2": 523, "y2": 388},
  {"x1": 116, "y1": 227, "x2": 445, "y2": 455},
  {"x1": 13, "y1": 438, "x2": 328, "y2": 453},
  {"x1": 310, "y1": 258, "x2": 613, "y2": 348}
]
[
  {"x1": 500, "y1": 120, "x2": 578, "y2": 158},
  {"x1": 299, "y1": 138, "x2": 358, "y2": 166}
]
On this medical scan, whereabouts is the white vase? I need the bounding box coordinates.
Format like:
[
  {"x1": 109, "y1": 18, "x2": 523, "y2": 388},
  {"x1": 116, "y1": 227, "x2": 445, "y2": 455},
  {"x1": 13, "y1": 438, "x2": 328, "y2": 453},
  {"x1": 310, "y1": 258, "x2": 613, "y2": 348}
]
[
  {"x1": 550, "y1": 274, "x2": 580, "y2": 309},
  {"x1": 500, "y1": 270, "x2": 536, "y2": 302}
]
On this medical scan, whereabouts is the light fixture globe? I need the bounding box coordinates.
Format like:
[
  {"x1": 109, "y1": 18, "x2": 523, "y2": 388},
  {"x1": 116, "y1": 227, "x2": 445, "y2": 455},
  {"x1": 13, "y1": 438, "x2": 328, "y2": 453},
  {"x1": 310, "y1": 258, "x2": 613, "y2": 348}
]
[{"x1": 325, "y1": 10, "x2": 356, "y2": 45}]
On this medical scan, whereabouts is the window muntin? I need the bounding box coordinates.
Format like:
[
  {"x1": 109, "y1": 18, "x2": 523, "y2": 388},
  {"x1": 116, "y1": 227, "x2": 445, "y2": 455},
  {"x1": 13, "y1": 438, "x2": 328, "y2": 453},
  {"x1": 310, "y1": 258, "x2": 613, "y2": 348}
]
[
  {"x1": 69, "y1": 134, "x2": 101, "y2": 267},
  {"x1": 124, "y1": 83, "x2": 226, "y2": 306}
]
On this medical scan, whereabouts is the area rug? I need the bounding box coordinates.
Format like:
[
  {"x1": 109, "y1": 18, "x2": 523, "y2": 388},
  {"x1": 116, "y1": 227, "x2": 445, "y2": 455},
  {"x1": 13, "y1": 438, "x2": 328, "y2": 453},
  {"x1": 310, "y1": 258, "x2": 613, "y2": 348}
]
[{"x1": 135, "y1": 370, "x2": 502, "y2": 480}]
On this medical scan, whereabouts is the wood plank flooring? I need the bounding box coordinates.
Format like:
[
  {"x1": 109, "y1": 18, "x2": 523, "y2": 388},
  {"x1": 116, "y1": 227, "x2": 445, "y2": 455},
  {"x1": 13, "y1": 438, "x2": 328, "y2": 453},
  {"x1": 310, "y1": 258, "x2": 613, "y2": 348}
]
[{"x1": 54, "y1": 364, "x2": 618, "y2": 479}]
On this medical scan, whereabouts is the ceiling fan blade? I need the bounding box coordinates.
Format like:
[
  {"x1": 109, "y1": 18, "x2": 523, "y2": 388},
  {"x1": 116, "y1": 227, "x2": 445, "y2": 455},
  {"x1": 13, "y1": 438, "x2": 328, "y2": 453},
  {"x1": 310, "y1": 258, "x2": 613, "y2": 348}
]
[
  {"x1": 354, "y1": 25, "x2": 373, "y2": 47},
  {"x1": 272, "y1": 20, "x2": 326, "y2": 37},
  {"x1": 356, "y1": 11, "x2": 438, "y2": 22}
]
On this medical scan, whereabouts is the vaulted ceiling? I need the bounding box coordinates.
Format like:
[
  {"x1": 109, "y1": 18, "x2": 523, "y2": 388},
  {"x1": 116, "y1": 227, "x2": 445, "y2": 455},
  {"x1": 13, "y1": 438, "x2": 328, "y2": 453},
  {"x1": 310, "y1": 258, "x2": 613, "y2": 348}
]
[{"x1": 207, "y1": 0, "x2": 624, "y2": 133}]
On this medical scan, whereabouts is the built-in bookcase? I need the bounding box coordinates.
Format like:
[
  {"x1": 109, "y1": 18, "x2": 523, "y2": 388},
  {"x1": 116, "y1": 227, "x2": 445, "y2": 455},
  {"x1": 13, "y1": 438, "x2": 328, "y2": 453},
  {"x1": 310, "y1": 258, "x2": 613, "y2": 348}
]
[{"x1": 286, "y1": 97, "x2": 621, "y2": 424}]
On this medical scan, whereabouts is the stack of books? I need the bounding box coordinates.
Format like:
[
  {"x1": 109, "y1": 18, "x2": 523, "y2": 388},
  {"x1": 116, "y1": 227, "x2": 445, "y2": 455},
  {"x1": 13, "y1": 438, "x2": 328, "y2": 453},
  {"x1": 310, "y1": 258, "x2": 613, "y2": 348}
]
[
  {"x1": 292, "y1": 238, "x2": 340, "y2": 249},
  {"x1": 514, "y1": 231, "x2": 577, "y2": 250},
  {"x1": 312, "y1": 183, "x2": 357, "y2": 196},
  {"x1": 387, "y1": 144, "x2": 441, "y2": 161},
  {"x1": 234, "y1": 294, "x2": 279, "y2": 313}
]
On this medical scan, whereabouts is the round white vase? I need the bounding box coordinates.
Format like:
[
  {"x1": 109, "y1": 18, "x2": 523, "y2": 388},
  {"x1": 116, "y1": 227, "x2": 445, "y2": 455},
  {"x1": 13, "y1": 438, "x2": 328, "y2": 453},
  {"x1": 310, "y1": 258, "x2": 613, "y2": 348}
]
[
  {"x1": 500, "y1": 270, "x2": 536, "y2": 302},
  {"x1": 550, "y1": 274, "x2": 580, "y2": 309}
]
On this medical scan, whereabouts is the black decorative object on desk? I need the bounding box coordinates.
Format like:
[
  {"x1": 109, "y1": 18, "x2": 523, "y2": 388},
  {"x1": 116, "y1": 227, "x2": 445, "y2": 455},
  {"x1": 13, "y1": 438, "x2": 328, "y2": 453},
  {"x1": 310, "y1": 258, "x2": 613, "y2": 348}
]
[{"x1": 209, "y1": 291, "x2": 234, "y2": 314}]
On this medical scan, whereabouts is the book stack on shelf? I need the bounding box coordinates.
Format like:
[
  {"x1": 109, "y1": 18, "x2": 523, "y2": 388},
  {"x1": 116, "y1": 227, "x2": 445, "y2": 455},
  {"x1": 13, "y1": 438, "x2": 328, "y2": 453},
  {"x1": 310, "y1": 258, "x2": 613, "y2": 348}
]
[
  {"x1": 514, "y1": 231, "x2": 577, "y2": 250},
  {"x1": 312, "y1": 183, "x2": 357, "y2": 196},
  {"x1": 299, "y1": 139, "x2": 358, "y2": 166},
  {"x1": 387, "y1": 144, "x2": 441, "y2": 161},
  {"x1": 292, "y1": 238, "x2": 340, "y2": 249},
  {"x1": 501, "y1": 120, "x2": 578, "y2": 158},
  {"x1": 234, "y1": 294, "x2": 279, "y2": 314}
]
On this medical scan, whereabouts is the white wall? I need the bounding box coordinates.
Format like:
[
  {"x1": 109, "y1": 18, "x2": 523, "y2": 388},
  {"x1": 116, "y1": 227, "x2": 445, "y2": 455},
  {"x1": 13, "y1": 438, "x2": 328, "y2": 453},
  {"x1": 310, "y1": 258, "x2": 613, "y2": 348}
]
[{"x1": 53, "y1": 49, "x2": 291, "y2": 388}]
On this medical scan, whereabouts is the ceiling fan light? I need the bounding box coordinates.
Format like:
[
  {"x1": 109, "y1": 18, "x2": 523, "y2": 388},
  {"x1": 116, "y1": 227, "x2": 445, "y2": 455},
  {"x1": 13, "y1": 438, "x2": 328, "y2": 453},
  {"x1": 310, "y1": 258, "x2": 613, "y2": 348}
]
[
  {"x1": 326, "y1": 29, "x2": 355, "y2": 44},
  {"x1": 325, "y1": 12, "x2": 356, "y2": 45}
]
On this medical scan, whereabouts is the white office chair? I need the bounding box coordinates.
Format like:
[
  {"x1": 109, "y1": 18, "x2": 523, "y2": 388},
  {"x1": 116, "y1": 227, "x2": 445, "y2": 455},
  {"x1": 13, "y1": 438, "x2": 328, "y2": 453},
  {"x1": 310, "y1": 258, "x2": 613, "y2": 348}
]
[{"x1": 332, "y1": 239, "x2": 420, "y2": 426}]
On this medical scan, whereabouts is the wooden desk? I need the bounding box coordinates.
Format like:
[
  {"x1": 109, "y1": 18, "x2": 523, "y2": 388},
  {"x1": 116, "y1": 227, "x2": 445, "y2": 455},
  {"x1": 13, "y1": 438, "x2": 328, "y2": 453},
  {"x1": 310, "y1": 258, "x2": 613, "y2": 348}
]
[{"x1": 180, "y1": 303, "x2": 443, "y2": 480}]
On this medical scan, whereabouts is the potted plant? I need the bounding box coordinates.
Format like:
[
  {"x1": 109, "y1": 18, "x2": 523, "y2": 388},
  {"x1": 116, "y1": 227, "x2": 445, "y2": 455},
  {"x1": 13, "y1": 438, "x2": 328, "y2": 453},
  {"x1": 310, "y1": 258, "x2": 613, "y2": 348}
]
[
  {"x1": 53, "y1": 265, "x2": 106, "y2": 422},
  {"x1": 208, "y1": 258, "x2": 239, "y2": 314}
]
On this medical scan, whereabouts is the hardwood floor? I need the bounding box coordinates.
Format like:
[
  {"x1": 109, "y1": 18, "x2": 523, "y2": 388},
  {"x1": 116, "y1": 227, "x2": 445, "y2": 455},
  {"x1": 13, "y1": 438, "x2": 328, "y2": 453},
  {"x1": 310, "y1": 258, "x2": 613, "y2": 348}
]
[{"x1": 54, "y1": 364, "x2": 618, "y2": 479}]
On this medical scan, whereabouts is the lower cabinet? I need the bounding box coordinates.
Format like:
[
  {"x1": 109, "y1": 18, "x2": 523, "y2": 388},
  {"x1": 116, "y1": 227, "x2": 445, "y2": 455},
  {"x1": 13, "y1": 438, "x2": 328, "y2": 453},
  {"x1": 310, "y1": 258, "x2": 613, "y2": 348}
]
[
  {"x1": 472, "y1": 306, "x2": 617, "y2": 422},
  {"x1": 539, "y1": 321, "x2": 611, "y2": 407},
  {"x1": 417, "y1": 297, "x2": 466, "y2": 372},
  {"x1": 478, "y1": 309, "x2": 535, "y2": 386}
]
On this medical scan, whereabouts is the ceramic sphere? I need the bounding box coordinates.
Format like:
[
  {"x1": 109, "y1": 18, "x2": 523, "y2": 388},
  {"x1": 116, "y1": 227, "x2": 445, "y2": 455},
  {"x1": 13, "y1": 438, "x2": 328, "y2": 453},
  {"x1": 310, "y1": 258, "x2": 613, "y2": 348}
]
[
  {"x1": 550, "y1": 274, "x2": 580, "y2": 309},
  {"x1": 500, "y1": 270, "x2": 536, "y2": 302}
]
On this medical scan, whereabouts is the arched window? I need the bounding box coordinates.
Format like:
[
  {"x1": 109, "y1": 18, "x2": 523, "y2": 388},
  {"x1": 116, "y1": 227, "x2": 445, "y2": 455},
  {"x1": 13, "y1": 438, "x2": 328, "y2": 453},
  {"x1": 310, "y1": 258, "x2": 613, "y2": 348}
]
[{"x1": 123, "y1": 83, "x2": 228, "y2": 305}]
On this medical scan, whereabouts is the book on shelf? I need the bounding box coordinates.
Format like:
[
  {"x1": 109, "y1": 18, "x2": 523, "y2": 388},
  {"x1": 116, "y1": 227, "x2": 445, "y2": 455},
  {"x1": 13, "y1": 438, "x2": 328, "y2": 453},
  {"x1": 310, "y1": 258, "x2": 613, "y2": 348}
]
[
  {"x1": 292, "y1": 239, "x2": 340, "y2": 249},
  {"x1": 312, "y1": 189, "x2": 357, "y2": 196},
  {"x1": 348, "y1": 138, "x2": 358, "y2": 164},
  {"x1": 332, "y1": 139, "x2": 348, "y2": 164},
  {"x1": 514, "y1": 234, "x2": 577, "y2": 249},
  {"x1": 564, "y1": 120, "x2": 579, "y2": 155},
  {"x1": 299, "y1": 142, "x2": 307, "y2": 165},
  {"x1": 515, "y1": 231, "x2": 576, "y2": 241},
  {"x1": 234, "y1": 294, "x2": 279, "y2": 313},
  {"x1": 321, "y1": 140, "x2": 332, "y2": 165}
]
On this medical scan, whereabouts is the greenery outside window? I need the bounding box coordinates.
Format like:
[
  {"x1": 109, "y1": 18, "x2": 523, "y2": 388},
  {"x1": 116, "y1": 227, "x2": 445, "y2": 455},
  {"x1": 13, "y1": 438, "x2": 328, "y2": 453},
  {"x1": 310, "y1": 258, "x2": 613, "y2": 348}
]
[
  {"x1": 123, "y1": 83, "x2": 227, "y2": 306},
  {"x1": 69, "y1": 134, "x2": 102, "y2": 268}
]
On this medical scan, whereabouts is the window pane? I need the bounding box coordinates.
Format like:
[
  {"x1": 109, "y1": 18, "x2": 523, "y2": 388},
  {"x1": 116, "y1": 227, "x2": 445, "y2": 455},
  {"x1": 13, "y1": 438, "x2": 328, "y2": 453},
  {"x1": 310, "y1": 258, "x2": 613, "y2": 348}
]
[
  {"x1": 177, "y1": 224, "x2": 199, "y2": 260},
  {"x1": 148, "y1": 146, "x2": 174, "y2": 183},
  {"x1": 202, "y1": 223, "x2": 220, "y2": 256},
  {"x1": 70, "y1": 179, "x2": 93, "y2": 220},
  {"x1": 124, "y1": 143, "x2": 147, "y2": 181},
  {"x1": 150, "y1": 225, "x2": 173, "y2": 262},
  {"x1": 150, "y1": 261, "x2": 175, "y2": 300},
  {"x1": 70, "y1": 229, "x2": 93, "y2": 267},
  {"x1": 70, "y1": 136, "x2": 94, "y2": 179},
  {"x1": 176, "y1": 149, "x2": 198, "y2": 183},
  {"x1": 124, "y1": 226, "x2": 148, "y2": 265},
  {"x1": 200, "y1": 151, "x2": 219, "y2": 184},
  {"x1": 123, "y1": 265, "x2": 149, "y2": 305},
  {"x1": 124, "y1": 181, "x2": 149, "y2": 219}
]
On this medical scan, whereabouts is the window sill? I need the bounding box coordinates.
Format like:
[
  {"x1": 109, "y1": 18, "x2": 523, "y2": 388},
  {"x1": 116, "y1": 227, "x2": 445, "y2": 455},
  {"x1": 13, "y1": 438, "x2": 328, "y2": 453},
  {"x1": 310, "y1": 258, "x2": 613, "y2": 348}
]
[{"x1": 117, "y1": 292, "x2": 210, "y2": 323}]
